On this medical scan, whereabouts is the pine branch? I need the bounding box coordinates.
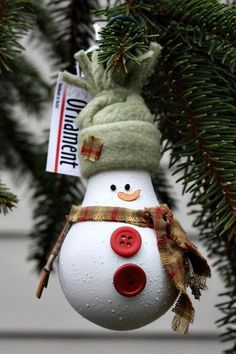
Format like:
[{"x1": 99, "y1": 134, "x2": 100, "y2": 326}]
[
  {"x1": 0, "y1": 0, "x2": 34, "y2": 72},
  {"x1": 155, "y1": 31, "x2": 236, "y2": 353},
  {"x1": 0, "y1": 1, "x2": 50, "y2": 216},
  {"x1": 97, "y1": 15, "x2": 149, "y2": 73},
  {"x1": 96, "y1": 0, "x2": 236, "y2": 72},
  {"x1": 156, "y1": 0, "x2": 236, "y2": 45},
  {"x1": 0, "y1": 111, "x2": 39, "y2": 176},
  {"x1": 96, "y1": 0, "x2": 236, "y2": 43},
  {"x1": 0, "y1": 54, "x2": 51, "y2": 214},
  {"x1": 95, "y1": 1, "x2": 158, "y2": 30},
  {"x1": 2, "y1": 54, "x2": 51, "y2": 114},
  {"x1": 31, "y1": 0, "x2": 99, "y2": 72},
  {"x1": 0, "y1": 54, "x2": 51, "y2": 174},
  {"x1": 155, "y1": 36, "x2": 236, "y2": 244},
  {"x1": 0, "y1": 179, "x2": 18, "y2": 214}
]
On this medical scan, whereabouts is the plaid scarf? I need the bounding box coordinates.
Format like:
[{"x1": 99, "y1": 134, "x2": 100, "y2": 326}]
[{"x1": 36, "y1": 204, "x2": 211, "y2": 335}]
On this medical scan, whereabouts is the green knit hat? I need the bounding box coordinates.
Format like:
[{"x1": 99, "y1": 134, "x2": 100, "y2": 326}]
[{"x1": 63, "y1": 43, "x2": 162, "y2": 179}]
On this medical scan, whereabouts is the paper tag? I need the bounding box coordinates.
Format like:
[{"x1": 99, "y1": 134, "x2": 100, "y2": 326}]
[{"x1": 46, "y1": 73, "x2": 92, "y2": 177}]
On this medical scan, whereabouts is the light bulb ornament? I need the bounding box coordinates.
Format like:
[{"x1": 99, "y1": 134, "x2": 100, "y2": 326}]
[{"x1": 36, "y1": 42, "x2": 211, "y2": 335}]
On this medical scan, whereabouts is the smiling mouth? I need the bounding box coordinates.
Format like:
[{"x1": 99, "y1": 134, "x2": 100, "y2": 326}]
[{"x1": 117, "y1": 189, "x2": 141, "y2": 202}]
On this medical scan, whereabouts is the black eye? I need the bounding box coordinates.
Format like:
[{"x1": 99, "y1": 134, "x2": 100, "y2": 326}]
[
  {"x1": 125, "y1": 184, "x2": 130, "y2": 191},
  {"x1": 110, "y1": 184, "x2": 116, "y2": 191}
]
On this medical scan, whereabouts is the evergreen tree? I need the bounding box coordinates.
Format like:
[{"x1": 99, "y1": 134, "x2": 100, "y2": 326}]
[
  {"x1": 1, "y1": 0, "x2": 236, "y2": 352},
  {"x1": 0, "y1": 0, "x2": 48, "y2": 214}
]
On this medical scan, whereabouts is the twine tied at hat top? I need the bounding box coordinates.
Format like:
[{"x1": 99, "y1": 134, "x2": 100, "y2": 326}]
[{"x1": 36, "y1": 204, "x2": 211, "y2": 335}]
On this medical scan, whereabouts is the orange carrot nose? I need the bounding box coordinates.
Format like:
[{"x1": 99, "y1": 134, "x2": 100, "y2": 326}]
[{"x1": 117, "y1": 189, "x2": 141, "y2": 202}]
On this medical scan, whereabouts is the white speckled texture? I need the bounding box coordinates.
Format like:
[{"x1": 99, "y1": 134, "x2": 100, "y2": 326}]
[{"x1": 58, "y1": 170, "x2": 177, "y2": 330}]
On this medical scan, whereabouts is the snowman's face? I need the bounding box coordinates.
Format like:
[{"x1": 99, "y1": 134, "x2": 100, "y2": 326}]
[
  {"x1": 83, "y1": 169, "x2": 159, "y2": 209},
  {"x1": 110, "y1": 182, "x2": 141, "y2": 202}
]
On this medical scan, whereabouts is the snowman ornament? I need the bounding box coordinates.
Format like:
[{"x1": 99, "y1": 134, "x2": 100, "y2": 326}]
[
  {"x1": 37, "y1": 43, "x2": 211, "y2": 334},
  {"x1": 59, "y1": 169, "x2": 177, "y2": 331}
]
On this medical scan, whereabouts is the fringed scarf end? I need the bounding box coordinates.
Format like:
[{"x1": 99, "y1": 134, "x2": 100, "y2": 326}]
[
  {"x1": 185, "y1": 257, "x2": 210, "y2": 299},
  {"x1": 171, "y1": 293, "x2": 195, "y2": 335},
  {"x1": 172, "y1": 314, "x2": 190, "y2": 335}
]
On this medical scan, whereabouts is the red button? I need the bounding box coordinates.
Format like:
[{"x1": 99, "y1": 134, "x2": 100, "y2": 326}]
[
  {"x1": 113, "y1": 264, "x2": 146, "y2": 297},
  {"x1": 110, "y1": 226, "x2": 142, "y2": 257}
]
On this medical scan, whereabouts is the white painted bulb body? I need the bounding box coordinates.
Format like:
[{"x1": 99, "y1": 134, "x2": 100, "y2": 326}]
[{"x1": 58, "y1": 170, "x2": 177, "y2": 331}]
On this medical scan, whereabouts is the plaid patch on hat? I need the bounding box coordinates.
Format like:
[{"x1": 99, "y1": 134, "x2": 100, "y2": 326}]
[{"x1": 81, "y1": 135, "x2": 103, "y2": 161}]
